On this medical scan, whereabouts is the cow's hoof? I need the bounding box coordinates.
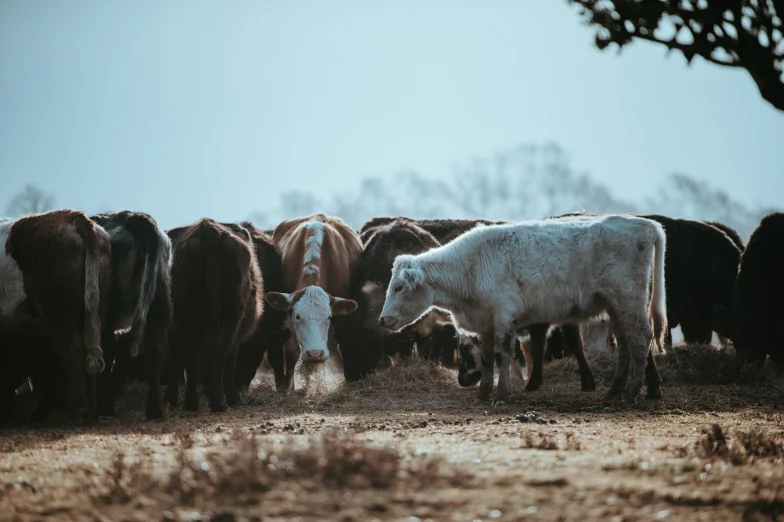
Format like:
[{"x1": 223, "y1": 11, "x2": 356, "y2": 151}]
[
  {"x1": 476, "y1": 391, "x2": 491, "y2": 402},
  {"x1": 623, "y1": 390, "x2": 641, "y2": 404},
  {"x1": 30, "y1": 408, "x2": 53, "y2": 423},
  {"x1": 581, "y1": 376, "x2": 597, "y2": 392},
  {"x1": 210, "y1": 401, "x2": 228, "y2": 413},
  {"x1": 525, "y1": 380, "x2": 542, "y2": 392},
  {"x1": 602, "y1": 389, "x2": 623, "y2": 404},
  {"x1": 646, "y1": 386, "x2": 662, "y2": 400},
  {"x1": 146, "y1": 406, "x2": 164, "y2": 421}
]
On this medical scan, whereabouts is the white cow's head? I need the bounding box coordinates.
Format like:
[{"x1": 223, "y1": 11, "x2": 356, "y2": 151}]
[
  {"x1": 266, "y1": 286, "x2": 357, "y2": 362},
  {"x1": 378, "y1": 255, "x2": 434, "y2": 332}
]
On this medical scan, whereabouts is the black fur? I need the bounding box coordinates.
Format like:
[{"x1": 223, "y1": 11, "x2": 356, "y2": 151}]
[{"x1": 734, "y1": 213, "x2": 784, "y2": 363}]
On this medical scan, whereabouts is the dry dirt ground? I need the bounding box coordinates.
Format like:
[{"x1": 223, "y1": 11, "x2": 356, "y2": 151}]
[{"x1": 1, "y1": 345, "x2": 784, "y2": 522}]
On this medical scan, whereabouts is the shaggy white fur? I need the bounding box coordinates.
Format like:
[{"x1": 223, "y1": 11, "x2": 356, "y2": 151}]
[{"x1": 380, "y1": 214, "x2": 666, "y2": 403}]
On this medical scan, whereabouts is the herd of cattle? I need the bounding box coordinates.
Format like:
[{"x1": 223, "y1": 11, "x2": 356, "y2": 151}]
[{"x1": 0, "y1": 209, "x2": 782, "y2": 423}]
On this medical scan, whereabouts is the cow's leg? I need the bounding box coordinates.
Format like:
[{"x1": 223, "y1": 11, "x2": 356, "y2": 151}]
[
  {"x1": 276, "y1": 335, "x2": 300, "y2": 392},
  {"x1": 477, "y1": 335, "x2": 495, "y2": 402},
  {"x1": 525, "y1": 324, "x2": 548, "y2": 392},
  {"x1": 563, "y1": 324, "x2": 596, "y2": 392},
  {"x1": 163, "y1": 355, "x2": 180, "y2": 408},
  {"x1": 143, "y1": 299, "x2": 169, "y2": 420},
  {"x1": 206, "y1": 347, "x2": 228, "y2": 413},
  {"x1": 97, "y1": 332, "x2": 120, "y2": 417},
  {"x1": 265, "y1": 337, "x2": 288, "y2": 392},
  {"x1": 235, "y1": 331, "x2": 264, "y2": 391},
  {"x1": 644, "y1": 350, "x2": 662, "y2": 399},
  {"x1": 511, "y1": 340, "x2": 526, "y2": 383},
  {"x1": 224, "y1": 346, "x2": 241, "y2": 408},
  {"x1": 622, "y1": 311, "x2": 654, "y2": 403},
  {"x1": 605, "y1": 311, "x2": 631, "y2": 403},
  {"x1": 494, "y1": 331, "x2": 515, "y2": 403},
  {"x1": 680, "y1": 319, "x2": 713, "y2": 345},
  {"x1": 184, "y1": 355, "x2": 200, "y2": 412},
  {"x1": 51, "y1": 329, "x2": 91, "y2": 423}
]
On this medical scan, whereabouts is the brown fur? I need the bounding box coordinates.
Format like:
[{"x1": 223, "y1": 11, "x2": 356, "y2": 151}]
[
  {"x1": 274, "y1": 213, "x2": 362, "y2": 296},
  {"x1": 5, "y1": 210, "x2": 112, "y2": 421}
]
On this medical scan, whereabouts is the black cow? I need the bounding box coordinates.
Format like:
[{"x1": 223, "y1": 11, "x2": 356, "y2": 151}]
[
  {"x1": 90, "y1": 211, "x2": 173, "y2": 420},
  {"x1": 164, "y1": 220, "x2": 264, "y2": 412},
  {"x1": 706, "y1": 221, "x2": 745, "y2": 252},
  {"x1": 234, "y1": 223, "x2": 289, "y2": 392},
  {"x1": 642, "y1": 215, "x2": 741, "y2": 345},
  {"x1": 341, "y1": 219, "x2": 459, "y2": 381},
  {"x1": 734, "y1": 213, "x2": 784, "y2": 363}
]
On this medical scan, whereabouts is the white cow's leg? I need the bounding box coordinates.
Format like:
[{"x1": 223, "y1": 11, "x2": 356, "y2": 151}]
[
  {"x1": 477, "y1": 335, "x2": 494, "y2": 402},
  {"x1": 623, "y1": 311, "x2": 654, "y2": 403},
  {"x1": 494, "y1": 331, "x2": 515, "y2": 403},
  {"x1": 605, "y1": 311, "x2": 631, "y2": 402}
]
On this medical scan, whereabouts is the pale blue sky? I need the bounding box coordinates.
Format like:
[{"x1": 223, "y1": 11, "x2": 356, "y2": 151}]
[{"x1": 1, "y1": 1, "x2": 782, "y2": 229}]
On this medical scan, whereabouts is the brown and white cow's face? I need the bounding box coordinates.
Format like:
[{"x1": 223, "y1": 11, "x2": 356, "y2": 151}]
[
  {"x1": 266, "y1": 286, "x2": 357, "y2": 362},
  {"x1": 378, "y1": 257, "x2": 434, "y2": 332}
]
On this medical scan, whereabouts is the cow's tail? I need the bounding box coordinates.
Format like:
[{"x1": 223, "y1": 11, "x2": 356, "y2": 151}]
[
  {"x1": 84, "y1": 224, "x2": 108, "y2": 375},
  {"x1": 127, "y1": 216, "x2": 169, "y2": 357},
  {"x1": 648, "y1": 222, "x2": 667, "y2": 354},
  {"x1": 201, "y1": 222, "x2": 223, "y2": 345}
]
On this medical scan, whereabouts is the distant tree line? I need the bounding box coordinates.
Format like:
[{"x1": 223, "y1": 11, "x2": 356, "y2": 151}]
[{"x1": 251, "y1": 143, "x2": 774, "y2": 240}]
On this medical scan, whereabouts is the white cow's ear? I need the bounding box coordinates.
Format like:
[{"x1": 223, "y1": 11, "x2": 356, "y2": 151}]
[
  {"x1": 331, "y1": 297, "x2": 358, "y2": 316},
  {"x1": 266, "y1": 292, "x2": 293, "y2": 311},
  {"x1": 401, "y1": 268, "x2": 424, "y2": 287}
]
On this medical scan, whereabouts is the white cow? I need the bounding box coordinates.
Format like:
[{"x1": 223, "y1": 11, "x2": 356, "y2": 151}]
[{"x1": 379, "y1": 215, "x2": 666, "y2": 403}]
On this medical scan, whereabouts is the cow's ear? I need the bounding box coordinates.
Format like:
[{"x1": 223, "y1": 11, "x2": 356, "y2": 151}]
[
  {"x1": 331, "y1": 297, "x2": 358, "y2": 316},
  {"x1": 266, "y1": 292, "x2": 293, "y2": 311}
]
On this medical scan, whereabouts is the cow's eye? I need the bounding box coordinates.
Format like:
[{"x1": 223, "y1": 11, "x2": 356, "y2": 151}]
[
  {"x1": 394, "y1": 284, "x2": 404, "y2": 293},
  {"x1": 295, "y1": 314, "x2": 301, "y2": 320}
]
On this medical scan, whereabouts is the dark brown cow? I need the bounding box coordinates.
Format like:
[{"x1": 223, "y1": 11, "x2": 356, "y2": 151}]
[
  {"x1": 4, "y1": 210, "x2": 112, "y2": 421},
  {"x1": 164, "y1": 219, "x2": 263, "y2": 412},
  {"x1": 266, "y1": 214, "x2": 359, "y2": 389},
  {"x1": 234, "y1": 223, "x2": 288, "y2": 391}
]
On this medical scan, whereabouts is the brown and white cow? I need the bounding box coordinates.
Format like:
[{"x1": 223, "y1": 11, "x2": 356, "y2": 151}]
[
  {"x1": 266, "y1": 214, "x2": 359, "y2": 381},
  {"x1": 3, "y1": 210, "x2": 112, "y2": 421}
]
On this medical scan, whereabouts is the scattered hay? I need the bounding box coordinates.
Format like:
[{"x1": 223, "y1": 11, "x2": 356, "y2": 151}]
[{"x1": 545, "y1": 343, "x2": 782, "y2": 388}]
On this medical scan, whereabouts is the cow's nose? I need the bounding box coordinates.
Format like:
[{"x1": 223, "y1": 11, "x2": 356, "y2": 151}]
[
  {"x1": 379, "y1": 316, "x2": 398, "y2": 330},
  {"x1": 303, "y1": 350, "x2": 327, "y2": 362}
]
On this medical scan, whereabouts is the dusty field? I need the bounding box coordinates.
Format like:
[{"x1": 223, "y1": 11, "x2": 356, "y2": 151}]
[{"x1": 2, "y1": 345, "x2": 784, "y2": 522}]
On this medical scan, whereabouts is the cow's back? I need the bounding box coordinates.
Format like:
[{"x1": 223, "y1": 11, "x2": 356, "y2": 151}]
[{"x1": 274, "y1": 213, "x2": 361, "y2": 296}]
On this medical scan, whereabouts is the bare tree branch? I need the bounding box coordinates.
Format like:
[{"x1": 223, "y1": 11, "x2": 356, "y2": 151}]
[{"x1": 6, "y1": 184, "x2": 55, "y2": 217}]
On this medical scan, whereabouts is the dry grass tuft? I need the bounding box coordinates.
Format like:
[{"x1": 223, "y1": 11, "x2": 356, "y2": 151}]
[
  {"x1": 93, "y1": 429, "x2": 469, "y2": 509},
  {"x1": 692, "y1": 424, "x2": 784, "y2": 465}
]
